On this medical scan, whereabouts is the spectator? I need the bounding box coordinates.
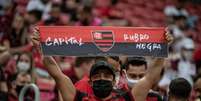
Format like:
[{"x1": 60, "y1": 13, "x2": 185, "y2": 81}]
[
  {"x1": 24, "y1": 9, "x2": 42, "y2": 26},
  {"x1": 168, "y1": 78, "x2": 192, "y2": 101},
  {"x1": 73, "y1": 57, "x2": 95, "y2": 94},
  {"x1": 74, "y1": 56, "x2": 127, "y2": 94},
  {"x1": 164, "y1": 0, "x2": 197, "y2": 28},
  {"x1": 5, "y1": 52, "x2": 35, "y2": 80},
  {"x1": 0, "y1": 0, "x2": 15, "y2": 39},
  {"x1": 106, "y1": 56, "x2": 128, "y2": 90},
  {"x1": 43, "y1": 3, "x2": 62, "y2": 25},
  {"x1": 2, "y1": 14, "x2": 31, "y2": 54},
  {"x1": 169, "y1": 15, "x2": 187, "y2": 52},
  {"x1": 31, "y1": 29, "x2": 172, "y2": 101},
  {"x1": 61, "y1": 0, "x2": 78, "y2": 21},
  {"x1": 192, "y1": 74, "x2": 201, "y2": 101},
  {"x1": 16, "y1": 52, "x2": 34, "y2": 74},
  {"x1": 177, "y1": 40, "x2": 196, "y2": 85},
  {"x1": 7, "y1": 72, "x2": 32, "y2": 101},
  {"x1": 66, "y1": 57, "x2": 95, "y2": 84},
  {"x1": 124, "y1": 57, "x2": 163, "y2": 101},
  {"x1": 164, "y1": 0, "x2": 188, "y2": 24},
  {"x1": 159, "y1": 38, "x2": 196, "y2": 91},
  {"x1": 76, "y1": 6, "x2": 102, "y2": 26},
  {"x1": 26, "y1": 0, "x2": 51, "y2": 20}
]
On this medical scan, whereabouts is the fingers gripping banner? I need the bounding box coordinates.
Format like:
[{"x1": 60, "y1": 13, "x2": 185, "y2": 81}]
[{"x1": 39, "y1": 26, "x2": 168, "y2": 57}]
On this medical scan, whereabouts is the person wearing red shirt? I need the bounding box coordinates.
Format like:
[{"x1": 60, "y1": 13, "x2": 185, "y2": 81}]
[
  {"x1": 7, "y1": 72, "x2": 32, "y2": 101},
  {"x1": 75, "y1": 56, "x2": 128, "y2": 95},
  {"x1": 124, "y1": 57, "x2": 163, "y2": 101},
  {"x1": 31, "y1": 28, "x2": 173, "y2": 101}
]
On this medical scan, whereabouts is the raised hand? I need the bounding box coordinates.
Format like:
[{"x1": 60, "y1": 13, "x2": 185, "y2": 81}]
[
  {"x1": 165, "y1": 28, "x2": 174, "y2": 45},
  {"x1": 30, "y1": 27, "x2": 40, "y2": 48}
]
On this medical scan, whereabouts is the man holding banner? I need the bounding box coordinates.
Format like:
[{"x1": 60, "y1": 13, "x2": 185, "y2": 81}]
[{"x1": 31, "y1": 26, "x2": 173, "y2": 101}]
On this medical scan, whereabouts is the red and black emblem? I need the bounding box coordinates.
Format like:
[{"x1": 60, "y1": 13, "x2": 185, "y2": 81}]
[{"x1": 92, "y1": 31, "x2": 115, "y2": 52}]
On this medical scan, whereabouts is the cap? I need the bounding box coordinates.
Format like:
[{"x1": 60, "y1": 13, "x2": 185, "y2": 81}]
[{"x1": 90, "y1": 61, "x2": 115, "y2": 79}]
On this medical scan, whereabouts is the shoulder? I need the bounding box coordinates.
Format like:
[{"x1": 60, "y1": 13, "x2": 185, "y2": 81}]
[
  {"x1": 147, "y1": 91, "x2": 163, "y2": 101},
  {"x1": 113, "y1": 89, "x2": 135, "y2": 101},
  {"x1": 74, "y1": 90, "x2": 88, "y2": 101}
]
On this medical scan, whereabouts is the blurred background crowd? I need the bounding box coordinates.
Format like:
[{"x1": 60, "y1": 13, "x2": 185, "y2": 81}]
[{"x1": 0, "y1": 0, "x2": 201, "y2": 101}]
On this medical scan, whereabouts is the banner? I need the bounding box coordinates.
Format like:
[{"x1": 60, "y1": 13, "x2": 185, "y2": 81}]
[{"x1": 39, "y1": 26, "x2": 168, "y2": 57}]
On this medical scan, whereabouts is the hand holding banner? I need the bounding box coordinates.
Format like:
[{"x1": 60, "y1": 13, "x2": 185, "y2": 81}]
[{"x1": 39, "y1": 26, "x2": 168, "y2": 57}]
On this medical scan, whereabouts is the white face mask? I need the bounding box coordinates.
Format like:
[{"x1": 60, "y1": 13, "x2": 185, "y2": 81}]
[
  {"x1": 17, "y1": 62, "x2": 30, "y2": 72},
  {"x1": 115, "y1": 72, "x2": 120, "y2": 81},
  {"x1": 182, "y1": 51, "x2": 193, "y2": 61},
  {"x1": 127, "y1": 78, "x2": 139, "y2": 88}
]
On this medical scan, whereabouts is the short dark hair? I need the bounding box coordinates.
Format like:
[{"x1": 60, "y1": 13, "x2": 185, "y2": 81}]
[
  {"x1": 194, "y1": 73, "x2": 201, "y2": 83},
  {"x1": 108, "y1": 56, "x2": 120, "y2": 62},
  {"x1": 28, "y1": 9, "x2": 42, "y2": 21},
  {"x1": 75, "y1": 57, "x2": 95, "y2": 67},
  {"x1": 169, "y1": 78, "x2": 192, "y2": 99},
  {"x1": 94, "y1": 56, "x2": 107, "y2": 62},
  {"x1": 173, "y1": 15, "x2": 187, "y2": 21},
  {"x1": 124, "y1": 57, "x2": 147, "y2": 70}
]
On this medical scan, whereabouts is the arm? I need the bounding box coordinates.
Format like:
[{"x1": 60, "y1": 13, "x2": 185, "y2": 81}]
[
  {"x1": 31, "y1": 28, "x2": 76, "y2": 101},
  {"x1": 43, "y1": 56, "x2": 76, "y2": 101},
  {"x1": 132, "y1": 58, "x2": 165, "y2": 101},
  {"x1": 0, "y1": 50, "x2": 11, "y2": 64},
  {"x1": 3, "y1": 39, "x2": 32, "y2": 54},
  {"x1": 132, "y1": 31, "x2": 173, "y2": 101}
]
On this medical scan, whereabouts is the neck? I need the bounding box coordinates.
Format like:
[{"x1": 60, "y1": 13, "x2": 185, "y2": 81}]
[{"x1": 74, "y1": 67, "x2": 83, "y2": 80}]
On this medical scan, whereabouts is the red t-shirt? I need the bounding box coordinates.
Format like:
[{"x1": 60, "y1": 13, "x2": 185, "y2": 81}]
[
  {"x1": 8, "y1": 94, "x2": 18, "y2": 101},
  {"x1": 74, "y1": 75, "x2": 93, "y2": 94},
  {"x1": 63, "y1": 67, "x2": 79, "y2": 84},
  {"x1": 75, "y1": 74, "x2": 128, "y2": 95},
  {"x1": 74, "y1": 90, "x2": 134, "y2": 101}
]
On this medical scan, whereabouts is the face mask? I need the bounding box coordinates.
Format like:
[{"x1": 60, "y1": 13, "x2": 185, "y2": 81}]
[
  {"x1": 92, "y1": 80, "x2": 113, "y2": 98},
  {"x1": 16, "y1": 85, "x2": 24, "y2": 95},
  {"x1": 127, "y1": 78, "x2": 139, "y2": 88},
  {"x1": 115, "y1": 72, "x2": 120, "y2": 82},
  {"x1": 182, "y1": 51, "x2": 193, "y2": 61},
  {"x1": 17, "y1": 62, "x2": 30, "y2": 72}
]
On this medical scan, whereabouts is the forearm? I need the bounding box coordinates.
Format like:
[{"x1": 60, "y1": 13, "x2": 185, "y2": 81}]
[
  {"x1": 56, "y1": 76, "x2": 76, "y2": 101},
  {"x1": 132, "y1": 58, "x2": 165, "y2": 101},
  {"x1": 0, "y1": 51, "x2": 11, "y2": 64},
  {"x1": 43, "y1": 56, "x2": 63, "y2": 79},
  {"x1": 58, "y1": 91, "x2": 63, "y2": 101},
  {"x1": 43, "y1": 56, "x2": 76, "y2": 101},
  {"x1": 9, "y1": 44, "x2": 32, "y2": 54},
  {"x1": 0, "y1": 82, "x2": 8, "y2": 92},
  {"x1": 146, "y1": 58, "x2": 165, "y2": 84}
]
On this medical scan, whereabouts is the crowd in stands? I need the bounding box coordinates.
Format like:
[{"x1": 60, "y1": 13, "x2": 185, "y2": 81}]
[{"x1": 0, "y1": 0, "x2": 201, "y2": 100}]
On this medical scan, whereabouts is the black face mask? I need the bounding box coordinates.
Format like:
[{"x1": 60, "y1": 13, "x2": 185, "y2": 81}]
[
  {"x1": 16, "y1": 85, "x2": 24, "y2": 95},
  {"x1": 92, "y1": 80, "x2": 113, "y2": 99}
]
